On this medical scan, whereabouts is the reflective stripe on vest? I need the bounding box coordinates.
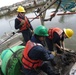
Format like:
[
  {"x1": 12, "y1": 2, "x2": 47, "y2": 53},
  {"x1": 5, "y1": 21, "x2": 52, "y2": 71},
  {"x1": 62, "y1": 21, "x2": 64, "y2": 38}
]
[
  {"x1": 22, "y1": 40, "x2": 43, "y2": 69},
  {"x1": 17, "y1": 17, "x2": 30, "y2": 31},
  {"x1": 48, "y1": 27, "x2": 63, "y2": 39}
]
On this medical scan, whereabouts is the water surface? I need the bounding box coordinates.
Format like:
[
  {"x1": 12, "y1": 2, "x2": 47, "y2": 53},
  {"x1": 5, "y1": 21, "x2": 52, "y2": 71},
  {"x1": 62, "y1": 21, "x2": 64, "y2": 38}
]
[{"x1": 0, "y1": 8, "x2": 76, "y2": 50}]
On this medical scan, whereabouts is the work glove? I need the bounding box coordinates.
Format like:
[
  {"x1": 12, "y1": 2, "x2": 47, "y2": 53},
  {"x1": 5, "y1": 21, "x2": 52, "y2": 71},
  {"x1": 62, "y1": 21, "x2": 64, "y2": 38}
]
[
  {"x1": 20, "y1": 20, "x2": 25, "y2": 26},
  {"x1": 51, "y1": 51, "x2": 57, "y2": 56},
  {"x1": 60, "y1": 47, "x2": 70, "y2": 53},
  {"x1": 64, "y1": 48, "x2": 70, "y2": 51},
  {"x1": 60, "y1": 47, "x2": 64, "y2": 50},
  {"x1": 31, "y1": 30, "x2": 34, "y2": 34}
]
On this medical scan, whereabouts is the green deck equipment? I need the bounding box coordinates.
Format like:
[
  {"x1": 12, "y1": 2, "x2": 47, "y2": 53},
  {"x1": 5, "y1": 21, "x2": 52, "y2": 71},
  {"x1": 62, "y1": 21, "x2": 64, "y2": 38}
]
[{"x1": 0, "y1": 45, "x2": 25, "y2": 75}]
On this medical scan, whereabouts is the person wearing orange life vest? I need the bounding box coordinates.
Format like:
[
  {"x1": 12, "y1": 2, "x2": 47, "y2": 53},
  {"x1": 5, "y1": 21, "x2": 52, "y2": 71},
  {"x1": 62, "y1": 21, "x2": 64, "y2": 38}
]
[
  {"x1": 15, "y1": 6, "x2": 33, "y2": 43},
  {"x1": 22, "y1": 25, "x2": 60, "y2": 75},
  {"x1": 46, "y1": 27, "x2": 74, "y2": 54}
]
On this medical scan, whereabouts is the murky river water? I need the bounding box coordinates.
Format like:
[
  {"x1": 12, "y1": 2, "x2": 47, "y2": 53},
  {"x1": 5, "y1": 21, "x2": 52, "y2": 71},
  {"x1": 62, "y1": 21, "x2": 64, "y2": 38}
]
[{"x1": 0, "y1": 8, "x2": 76, "y2": 50}]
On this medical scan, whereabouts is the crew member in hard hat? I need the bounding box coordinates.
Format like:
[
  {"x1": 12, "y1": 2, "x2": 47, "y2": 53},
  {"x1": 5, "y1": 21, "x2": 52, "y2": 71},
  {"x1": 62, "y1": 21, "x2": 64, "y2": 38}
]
[
  {"x1": 15, "y1": 6, "x2": 33, "y2": 44},
  {"x1": 46, "y1": 27, "x2": 74, "y2": 54},
  {"x1": 22, "y1": 25, "x2": 60, "y2": 75}
]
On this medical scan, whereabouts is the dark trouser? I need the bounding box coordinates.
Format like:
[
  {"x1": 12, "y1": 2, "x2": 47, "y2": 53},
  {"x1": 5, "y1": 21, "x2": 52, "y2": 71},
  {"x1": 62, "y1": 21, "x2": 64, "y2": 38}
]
[
  {"x1": 22, "y1": 66, "x2": 39, "y2": 75},
  {"x1": 22, "y1": 62, "x2": 59, "y2": 75},
  {"x1": 46, "y1": 37, "x2": 62, "y2": 54},
  {"x1": 55, "y1": 42, "x2": 63, "y2": 54},
  {"x1": 40, "y1": 62, "x2": 57, "y2": 75},
  {"x1": 22, "y1": 29, "x2": 32, "y2": 43},
  {"x1": 45, "y1": 37, "x2": 53, "y2": 51}
]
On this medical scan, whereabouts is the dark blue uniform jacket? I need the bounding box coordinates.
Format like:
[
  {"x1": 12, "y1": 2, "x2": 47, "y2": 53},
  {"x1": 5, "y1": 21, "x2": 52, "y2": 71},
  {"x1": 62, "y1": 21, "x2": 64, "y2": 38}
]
[{"x1": 28, "y1": 36, "x2": 54, "y2": 61}]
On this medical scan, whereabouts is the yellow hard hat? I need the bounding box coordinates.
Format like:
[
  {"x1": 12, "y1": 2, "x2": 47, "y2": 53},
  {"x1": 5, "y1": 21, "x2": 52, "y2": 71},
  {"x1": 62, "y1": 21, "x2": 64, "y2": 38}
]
[
  {"x1": 64, "y1": 28, "x2": 74, "y2": 38},
  {"x1": 17, "y1": 6, "x2": 25, "y2": 12}
]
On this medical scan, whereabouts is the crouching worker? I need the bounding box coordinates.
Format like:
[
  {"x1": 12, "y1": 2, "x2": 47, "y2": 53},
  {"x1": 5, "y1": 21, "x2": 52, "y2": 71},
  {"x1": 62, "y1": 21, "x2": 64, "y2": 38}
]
[
  {"x1": 46, "y1": 27, "x2": 74, "y2": 54},
  {"x1": 21, "y1": 25, "x2": 60, "y2": 75}
]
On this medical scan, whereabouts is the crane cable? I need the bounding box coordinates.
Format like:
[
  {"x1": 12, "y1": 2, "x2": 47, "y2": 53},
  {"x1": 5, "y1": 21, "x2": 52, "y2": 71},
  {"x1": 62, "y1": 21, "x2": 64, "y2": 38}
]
[
  {"x1": 30, "y1": 0, "x2": 62, "y2": 22},
  {"x1": 44, "y1": 0, "x2": 62, "y2": 21},
  {"x1": 50, "y1": 0, "x2": 61, "y2": 21}
]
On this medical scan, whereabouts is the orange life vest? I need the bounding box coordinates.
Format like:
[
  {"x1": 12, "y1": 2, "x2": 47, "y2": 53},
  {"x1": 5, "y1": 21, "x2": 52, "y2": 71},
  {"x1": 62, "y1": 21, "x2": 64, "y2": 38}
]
[
  {"x1": 17, "y1": 17, "x2": 30, "y2": 31},
  {"x1": 48, "y1": 27, "x2": 63, "y2": 39},
  {"x1": 22, "y1": 40, "x2": 43, "y2": 69}
]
